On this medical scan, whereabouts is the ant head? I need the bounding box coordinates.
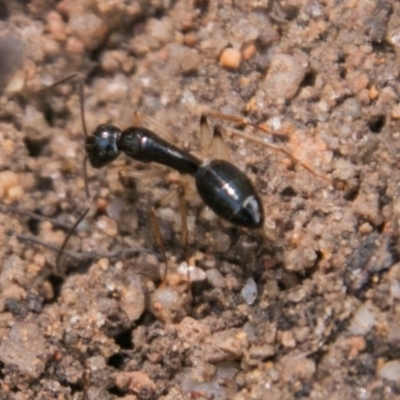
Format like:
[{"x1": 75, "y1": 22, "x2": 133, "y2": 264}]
[{"x1": 85, "y1": 124, "x2": 122, "y2": 168}]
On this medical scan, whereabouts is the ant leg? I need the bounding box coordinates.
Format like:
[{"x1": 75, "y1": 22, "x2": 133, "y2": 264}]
[
  {"x1": 36, "y1": 73, "x2": 92, "y2": 269},
  {"x1": 0, "y1": 204, "x2": 71, "y2": 230},
  {"x1": 202, "y1": 111, "x2": 334, "y2": 186},
  {"x1": 120, "y1": 166, "x2": 173, "y2": 280},
  {"x1": 53, "y1": 76, "x2": 92, "y2": 269},
  {"x1": 120, "y1": 167, "x2": 191, "y2": 281},
  {"x1": 149, "y1": 184, "x2": 192, "y2": 282},
  {"x1": 6, "y1": 228, "x2": 154, "y2": 266},
  {"x1": 202, "y1": 110, "x2": 285, "y2": 136},
  {"x1": 0, "y1": 204, "x2": 85, "y2": 269},
  {"x1": 150, "y1": 207, "x2": 168, "y2": 281},
  {"x1": 56, "y1": 156, "x2": 92, "y2": 271},
  {"x1": 55, "y1": 206, "x2": 90, "y2": 270},
  {"x1": 149, "y1": 190, "x2": 178, "y2": 282},
  {"x1": 40, "y1": 73, "x2": 89, "y2": 138},
  {"x1": 1, "y1": 204, "x2": 92, "y2": 275},
  {"x1": 177, "y1": 185, "x2": 190, "y2": 267},
  {"x1": 82, "y1": 359, "x2": 91, "y2": 400},
  {"x1": 38, "y1": 72, "x2": 80, "y2": 93},
  {"x1": 177, "y1": 184, "x2": 193, "y2": 283}
]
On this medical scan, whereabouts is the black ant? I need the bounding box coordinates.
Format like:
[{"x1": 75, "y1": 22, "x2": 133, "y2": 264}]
[
  {"x1": 46, "y1": 74, "x2": 333, "y2": 277},
  {"x1": 87, "y1": 118, "x2": 264, "y2": 227}
]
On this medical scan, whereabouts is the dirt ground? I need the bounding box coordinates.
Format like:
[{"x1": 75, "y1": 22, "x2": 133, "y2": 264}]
[{"x1": 1, "y1": 0, "x2": 400, "y2": 399}]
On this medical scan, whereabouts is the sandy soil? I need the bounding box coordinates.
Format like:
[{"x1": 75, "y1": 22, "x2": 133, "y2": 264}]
[{"x1": 1, "y1": 0, "x2": 400, "y2": 399}]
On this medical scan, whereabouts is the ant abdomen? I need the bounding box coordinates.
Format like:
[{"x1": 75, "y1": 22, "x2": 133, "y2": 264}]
[{"x1": 195, "y1": 159, "x2": 264, "y2": 229}]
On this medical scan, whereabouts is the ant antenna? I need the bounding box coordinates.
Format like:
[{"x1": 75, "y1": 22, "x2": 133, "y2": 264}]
[
  {"x1": 78, "y1": 77, "x2": 89, "y2": 138},
  {"x1": 77, "y1": 78, "x2": 91, "y2": 200},
  {"x1": 55, "y1": 207, "x2": 90, "y2": 269},
  {"x1": 42, "y1": 74, "x2": 92, "y2": 270}
]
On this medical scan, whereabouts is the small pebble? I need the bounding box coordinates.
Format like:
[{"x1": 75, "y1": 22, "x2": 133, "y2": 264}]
[
  {"x1": 115, "y1": 370, "x2": 156, "y2": 394},
  {"x1": 263, "y1": 53, "x2": 307, "y2": 101},
  {"x1": 67, "y1": 12, "x2": 107, "y2": 51},
  {"x1": 179, "y1": 48, "x2": 200, "y2": 74},
  {"x1": 146, "y1": 17, "x2": 174, "y2": 46},
  {"x1": 241, "y1": 278, "x2": 257, "y2": 305},
  {"x1": 281, "y1": 331, "x2": 296, "y2": 348},
  {"x1": 282, "y1": 357, "x2": 316, "y2": 382},
  {"x1": 388, "y1": 28, "x2": 400, "y2": 48},
  {"x1": 219, "y1": 47, "x2": 242, "y2": 70},
  {"x1": 391, "y1": 103, "x2": 400, "y2": 120},
  {"x1": 242, "y1": 44, "x2": 256, "y2": 60},
  {"x1": 96, "y1": 216, "x2": 118, "y2": 237},
  {"x1": 0, "y1": 171, "x2": 22, "y2": 201},
  {"x1": 348, "y1": 302, "x2": 377, "y2": 335},
  {"x1": 176, "y1": 317, "x2": 211, "y2": 344},
  {"x1": 247, "y1": 344, "x2": 275, "y2": 361},
  {"x1": 348, "y1": 336, "x2": 366, "y2": 358},
  {"x1": 184, "y1": 32, "x2": 198, "y2": 47},
  {"x1": 369, "y1": 85, "x2": 379, "y2": 100},
  {"x1": 107, "y1": 197, "x2": 125, "y2": 221},
  {"x1": 206, "y1": 231, "x2": 231, "y2": 253},
  {"x1": 120, "y1": 276, "x2": 145, "y2": 322},
  {"x1": 378, "y1": 360, "x2": 400, "y2": 381},
  {"x1": 65, "y1": 36, "x2": 85, "y2": 55},
  {"x1": 206, "y1": 268, "x2": 225, "y2": 288},
  {"x1": 149, "y1": 285, "x2": 191, "y2": 323},
  {"x1": 46, "y1": 11, "x2": 66, "y2": 41},
  {"x1": 97, "y1": 258, "x2": 109, "y2": 271},
  {"x1": 33, "y1": 253, "x2": 46, "y2": 269},
  {"x1": 284, "y1": 248, "x2": 317, "y2": 272},
  {"x1": 6, "y1": 185, "x2": 24, "y2": 202},
  {"x1": 333, "y1": 158, "x2": 357, "y2": 181},
  {"x1": 358, "y1": 222, "x2": 373, "y2": 234},
  {"x1": 177, "y1": 262, "x2": 206, "y2": 282},
  {"x1": 5, "y1": 69, "x2": 25, "y2": 94},
  {"x1": 0, "y1": 322, "x2": 47, "y2": 379}
]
